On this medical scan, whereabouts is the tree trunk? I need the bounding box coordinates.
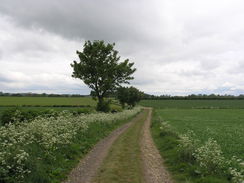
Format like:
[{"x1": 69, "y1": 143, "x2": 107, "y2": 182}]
[{"x1": 96, "y1": 96, "x2": 108, "y2": 112}]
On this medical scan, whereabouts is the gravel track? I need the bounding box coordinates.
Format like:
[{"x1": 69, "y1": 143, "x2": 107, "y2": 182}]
[
  {"x1": 64, "y1": 109, "x2": 173, "y2": 183},
  {"x1": 63, "y1": 112, "x2": 144, "y2": 183},
  {"x1": 140, "y1": 108, "x2": 173, "y2": 183}
]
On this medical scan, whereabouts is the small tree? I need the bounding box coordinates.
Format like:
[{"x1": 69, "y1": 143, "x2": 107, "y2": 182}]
[
  {"x1": 117, "y1": 87, "x2": 129, "y2": 109},
  {"x1": 117, "y1": 86, "x2": 142, "y2": 108},
  {"x1": 71, "y1": 40, "x2": 136, "y2": 112}
]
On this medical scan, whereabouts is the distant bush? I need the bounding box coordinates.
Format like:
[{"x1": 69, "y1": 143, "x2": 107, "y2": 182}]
[{"x1": 117, "y1": 86, "x2": 143, "y2": 108}]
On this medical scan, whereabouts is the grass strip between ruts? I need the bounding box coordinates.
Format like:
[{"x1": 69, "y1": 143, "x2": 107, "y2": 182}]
[{"x1": 94, "y1": 110, "x2": 148, "y2": 183}]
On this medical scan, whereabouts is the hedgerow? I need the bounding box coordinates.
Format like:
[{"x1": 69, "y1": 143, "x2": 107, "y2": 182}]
[{"x1": 0, "y1": 107, "x2": 93, "y2": 126}]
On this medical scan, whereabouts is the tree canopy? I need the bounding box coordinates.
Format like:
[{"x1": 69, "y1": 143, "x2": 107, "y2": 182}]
[
  {"x1": 71, "y1": 40, "x2": 136, "y2": 111},
  {"x1": 117, "y1": 86, "x2": 142, "y2": 108}
]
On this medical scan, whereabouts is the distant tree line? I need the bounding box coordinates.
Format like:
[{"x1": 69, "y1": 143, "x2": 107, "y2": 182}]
[
  {"x1": 2, "y1": 92, "x2": 244, "y2": 100},
  {"x1": 0, "y1": 92, "x2": 88, "y2": 97},
  {"x1": 142, "y1": 93, "x2": 244, "y2": 100}
]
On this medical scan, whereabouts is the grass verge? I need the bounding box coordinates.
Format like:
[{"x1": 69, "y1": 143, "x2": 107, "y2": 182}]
[
  {"x1": 151, "y1": 110, "x2": 231, "y2": 183},
  {"x1": 94, "y1": 110, "x2": 148, "y2": 183}
]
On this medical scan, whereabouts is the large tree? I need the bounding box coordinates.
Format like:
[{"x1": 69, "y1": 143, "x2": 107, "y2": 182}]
[{"x1": 71, "y1": 40, "x2": 136, "y2": 111}]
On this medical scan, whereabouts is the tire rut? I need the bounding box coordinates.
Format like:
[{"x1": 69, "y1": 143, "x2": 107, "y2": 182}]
[{"x1": 140, "y1": 108, "x2": 173, "y2": 183}]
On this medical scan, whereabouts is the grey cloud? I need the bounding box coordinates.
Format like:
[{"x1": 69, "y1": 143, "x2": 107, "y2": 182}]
[
  {"x1": 0, "y1": 74, "x2": 13, "y2": 83},
  {"x1": 0, "y1": 71, "x2": 90, "y2": 94},
  {"x1": 0, "y1": 0, "x2": 160, "y2": 43},
  {"x1": 1, "y1": 0, "x2": 244, "y2": 95},
  {"x1": 178, "y1": 70, "x2": 209, "y2": 78}
]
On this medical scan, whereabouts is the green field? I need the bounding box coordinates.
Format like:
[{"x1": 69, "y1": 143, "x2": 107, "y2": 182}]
[
  {"x1": 154, "y1": 109, "x2": 244, "y2": 159},
  {"x1": 0, "y1": 97, "x2": 122, "y2": 124},
  {"x1": 142, "y1": 100, "x2": 244, "y2": 182},
  {"x1": 0, "y1": 96, "x2": 96, "y2": 106},
  {"x1": 0, "y1": 96, "x2": 96, "y2": 123},
  {"x1": 141, "y1": 100, "x2": 244, "y2": 159},
  {"x1": 140, "y1": 99, "x2": 244, "y2": 109}
]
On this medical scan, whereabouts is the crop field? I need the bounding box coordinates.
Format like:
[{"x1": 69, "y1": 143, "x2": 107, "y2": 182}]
[
  {"x1": 0, "y1": 96, "x2": 96, "y2": 106},
  {"x1": 0, "y1": 97, "x2": 122, "y2": 125},
  {"x1": 143, "y1": 100, "x2": 244, "y2": 182},
  {"x1": 140, "y1": 99, "x2": 244, "y2": 109},
  {"x1": 141, "y1": 100, "x2": 244, "y2": 159},
  {"x1": 0, "y1": 97, "x2": 97, "y2": 124},
  {"x1": 154, "y1": 109, "x2": 244, "y2": 159}
]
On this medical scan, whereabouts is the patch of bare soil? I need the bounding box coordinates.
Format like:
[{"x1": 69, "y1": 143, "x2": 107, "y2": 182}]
[
  {"x1": 63, "y1": 112, "x2": 144, "y2": 183},
  {"x1": 140, "y1": 108, "x2": 174, "y2": 183}
]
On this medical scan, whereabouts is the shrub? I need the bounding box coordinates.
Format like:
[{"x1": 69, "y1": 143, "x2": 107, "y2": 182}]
[
  {"x1": 178, "y1": 131, "x2": 200, "y2": 161},
  {"x1": 0, "y1": 108, "x2": 93, "y2": 126},
  {"x1": 0, "y1": 108, "x2": 31, "y2": 125},
  {"x1": 96, "y1": 100, "x2": 110, "y2": 113},
  {"x1": 228, "y1": 156, "x2": 244, "y2": 183},
  {"x1": 117, "y1": 86, "x2": 142, "y2": 108},
  {"x1": 193, "y1": 138, "x2": 226, "y2": 174},
  {"x1": 229, "y1": 167, "x2": 244, "y2": 183},
  {"x1": 159, "y1": 120, "x2": 171, "y2": 133}
]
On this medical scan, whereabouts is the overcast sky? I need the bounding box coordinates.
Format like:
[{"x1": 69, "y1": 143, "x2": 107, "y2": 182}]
[{"x1": 1, "y1": 0, "x2": 244, "y2": 95}]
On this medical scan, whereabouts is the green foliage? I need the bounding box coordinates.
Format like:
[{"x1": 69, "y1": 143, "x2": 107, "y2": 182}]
[
  {"x1": 142, "y1": 93, "x2": 244, "y2": 100},
  {"x1": 178, "y1": 131, "x2": 200, "y2": 161},
  {"x1": 117, "y1": 86, "x2": 142, "y2": 108},
  {"x1": 71, "y1": 40, "x2": 136, "y2": 112},
  {"x1": 117, "y1": 87, "x2": 128, "y2": 108},
  {"x1": 0, "y1": 108, "x2": 56, "y2": 125},
  {"x1": 1, "y1": 108, "x2": 20, "y2": 125},
  {"x1": 96, "y1": 99, "x2": 111, "y2": 112},
  {"x1": 0, "y1": 108, "x2": 93, "y2": 126}
]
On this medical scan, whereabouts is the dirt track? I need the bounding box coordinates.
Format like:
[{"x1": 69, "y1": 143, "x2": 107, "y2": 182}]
[
  {"x1": 140, "y1": 108, "x2": 173, "y2": 183},
  {"x1": 63, "y1": 112, "x2": 145, "y2": 183},
  {"x1": 64, "y1": 108, "x2": 173, "y2": 183}
]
